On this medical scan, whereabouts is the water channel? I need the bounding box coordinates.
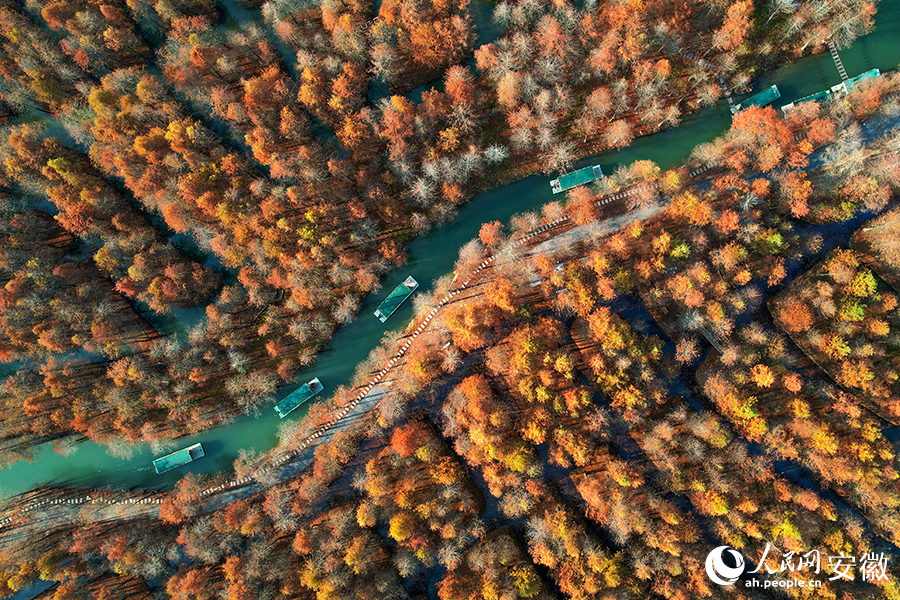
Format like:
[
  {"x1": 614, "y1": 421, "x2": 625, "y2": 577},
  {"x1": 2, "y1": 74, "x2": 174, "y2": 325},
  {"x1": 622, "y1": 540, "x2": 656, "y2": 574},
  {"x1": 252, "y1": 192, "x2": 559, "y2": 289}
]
[{"x1": 1, "y1": 4, "x2": 899, "y2": 499}]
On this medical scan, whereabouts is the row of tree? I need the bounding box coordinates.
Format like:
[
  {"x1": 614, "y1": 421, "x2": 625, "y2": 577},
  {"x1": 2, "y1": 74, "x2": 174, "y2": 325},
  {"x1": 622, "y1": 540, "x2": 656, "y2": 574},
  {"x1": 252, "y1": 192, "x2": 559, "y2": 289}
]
[
  {"x1": 0, "y1": 0, "x2": 884, "y2": 455},
  {"x1": 3, "y1": 69, "x2": 900, "y2": 599},
  {"x1": 3, "y1": 124, "x2": 220, "y2": 316}
]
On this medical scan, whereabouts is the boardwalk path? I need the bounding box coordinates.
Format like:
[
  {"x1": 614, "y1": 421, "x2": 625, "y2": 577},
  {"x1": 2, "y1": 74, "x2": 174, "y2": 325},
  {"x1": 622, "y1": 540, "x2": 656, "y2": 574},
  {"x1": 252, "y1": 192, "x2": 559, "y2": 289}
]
[{"x1": 0, "y1": 166, "x2": 712, "y2": 539}]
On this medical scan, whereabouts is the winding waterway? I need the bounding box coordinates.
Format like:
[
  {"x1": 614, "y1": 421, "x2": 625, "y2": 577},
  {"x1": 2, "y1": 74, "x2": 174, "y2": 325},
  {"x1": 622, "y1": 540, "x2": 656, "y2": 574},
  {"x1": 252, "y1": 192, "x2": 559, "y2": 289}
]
[{"x1": 1, "y1": 4, "x2": 899, "y2": 499}]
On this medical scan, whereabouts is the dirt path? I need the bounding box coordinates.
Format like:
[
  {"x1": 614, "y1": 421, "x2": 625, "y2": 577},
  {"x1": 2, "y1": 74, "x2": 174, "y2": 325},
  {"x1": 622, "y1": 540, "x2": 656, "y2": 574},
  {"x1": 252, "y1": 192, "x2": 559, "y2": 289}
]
[{"x1": 529, "y1": 199, "x2": 667, "y2": 258}]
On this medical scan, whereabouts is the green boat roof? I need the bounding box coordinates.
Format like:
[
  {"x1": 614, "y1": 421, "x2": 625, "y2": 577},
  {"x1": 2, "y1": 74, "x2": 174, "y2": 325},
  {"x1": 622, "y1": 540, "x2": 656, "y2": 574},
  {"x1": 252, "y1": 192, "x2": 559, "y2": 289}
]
[
  {"x1": 781, "y1": 89, "x2": 833, "y2": 112},
  {"x1": 844, "y1": 68, "x2": 881, "y2": 90},
  {"x1": 736, "y1": 85, "x2": 781, "y2": 111},
  {"x1": 153, "y1": 443, "x2": 204, "y2": 474},
  {"x1": 275, "y1": 377, "x2": 323, "y2": 418},
  {"x1": 798, "y1": 89, "x2": 832, "y2": 105},
  {"x1": 552, "y1": 165, "x2": 603, "y2": 193},
  {"x1": 374, "y1": 276, "x2": 418, "y2": 322},
  {"x1": 558, "y1": 167, "x2": 598, "y2": 189},
  {"x1": 829, "y1": 69, "x2": 881, "y2": 95}
]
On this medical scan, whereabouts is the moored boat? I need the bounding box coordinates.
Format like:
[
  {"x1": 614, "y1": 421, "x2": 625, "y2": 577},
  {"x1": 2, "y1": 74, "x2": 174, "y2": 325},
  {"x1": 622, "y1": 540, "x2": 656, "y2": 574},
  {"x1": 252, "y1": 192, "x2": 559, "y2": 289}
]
[
  {"x1": 153, "y1": 443, "x2": 205, "y2": 474},
  {"x1": 274, "y1": 377, "x2": 324, "y2": 418},
  {"x1": 374, "y1": 276, "x2": 419, "y2": 322}
]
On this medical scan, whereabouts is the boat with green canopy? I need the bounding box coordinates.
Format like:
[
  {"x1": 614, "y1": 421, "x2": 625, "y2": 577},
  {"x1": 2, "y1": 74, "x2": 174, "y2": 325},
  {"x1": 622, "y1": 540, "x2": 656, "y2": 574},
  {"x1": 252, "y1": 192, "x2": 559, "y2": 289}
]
[
  {"x1": 274, "y1": 377, "x2": 323, "y2": 418},
  {"x1": 550, "y1": 165, "x2": 603, "y2": 194},
  {"x1": 732, "y1": 84, "x2": 781, "y2": 114},
  {"x1": 831, "y1": 68, "x2": 881, "y2": 94},
  {"x1": 153, "y1": 443, "x2": 205, "y2": 474},
  {"x1": 374, "y1": 276, "x2": 418, "y2": 322}
]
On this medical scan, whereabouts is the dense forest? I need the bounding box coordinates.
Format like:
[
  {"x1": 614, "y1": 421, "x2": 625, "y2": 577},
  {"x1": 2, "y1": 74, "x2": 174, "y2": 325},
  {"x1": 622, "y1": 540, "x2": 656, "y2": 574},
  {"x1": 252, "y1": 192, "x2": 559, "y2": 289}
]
[
  {"x1": 2, "y1": 52, "x2": 900, "y2": 598},
  {"x1": 0, "y1": 0, "x2": 880, "y2": 462}
]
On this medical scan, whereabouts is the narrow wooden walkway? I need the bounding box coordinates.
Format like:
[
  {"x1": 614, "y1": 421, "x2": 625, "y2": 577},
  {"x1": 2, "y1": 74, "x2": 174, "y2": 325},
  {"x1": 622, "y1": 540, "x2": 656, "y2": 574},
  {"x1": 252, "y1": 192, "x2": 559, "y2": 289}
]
[{"x1": 827, "y1": 39, "x2": 849, "y2": 82}]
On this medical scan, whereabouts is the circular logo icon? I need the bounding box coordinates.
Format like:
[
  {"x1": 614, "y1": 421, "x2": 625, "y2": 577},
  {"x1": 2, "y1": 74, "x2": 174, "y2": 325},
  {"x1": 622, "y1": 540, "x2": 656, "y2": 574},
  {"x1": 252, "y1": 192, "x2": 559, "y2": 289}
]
[{"x1": 705, "y1": 546, "x2": 745, "y2": 585}]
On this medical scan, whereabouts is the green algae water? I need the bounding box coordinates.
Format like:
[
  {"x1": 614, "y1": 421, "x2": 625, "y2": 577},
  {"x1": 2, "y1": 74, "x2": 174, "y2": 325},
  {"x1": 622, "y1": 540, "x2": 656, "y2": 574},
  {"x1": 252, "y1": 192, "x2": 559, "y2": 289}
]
[{"x1": 2, "y1": 4, "x2": 900, "y2": 499}]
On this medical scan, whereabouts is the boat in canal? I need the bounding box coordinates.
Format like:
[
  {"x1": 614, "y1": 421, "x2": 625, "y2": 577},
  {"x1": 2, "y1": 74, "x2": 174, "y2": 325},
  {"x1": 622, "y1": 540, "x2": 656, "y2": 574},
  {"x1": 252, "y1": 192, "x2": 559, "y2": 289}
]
[
  {"x1": 274, "y1": 377, "x2": 323, "y2": 418},
  {"x1": 3, "y1": 0, "x2": 899, "y2": 499},
  {"x1": 374, "y1": 276, "x2": 418, "y2": 322},
  {"x1": 782, "y1": 69, "x2": 880, "y2": 112},
  {"x1": 781, "y1": 88, "x2": 833, "y2": 112},
  {"x1": 550, "y1": 165, "x2": 603, "y2": 194},
  {"x1": 831, "y1": 68, "x2": 881, "y2": 94},
  {"x1": 153, "y1": 443, "x2": 205, "y2": 474},
  {"x1": 732, "y1": 84, "x2": 781, "y2": 114}
]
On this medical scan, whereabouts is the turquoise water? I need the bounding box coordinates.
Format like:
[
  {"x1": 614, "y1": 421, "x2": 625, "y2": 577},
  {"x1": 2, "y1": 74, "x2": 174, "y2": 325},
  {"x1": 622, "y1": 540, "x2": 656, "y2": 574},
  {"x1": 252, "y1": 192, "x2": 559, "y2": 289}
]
[{"x1": 1, "y1": 4, "x2": 899, "y2": 498}]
